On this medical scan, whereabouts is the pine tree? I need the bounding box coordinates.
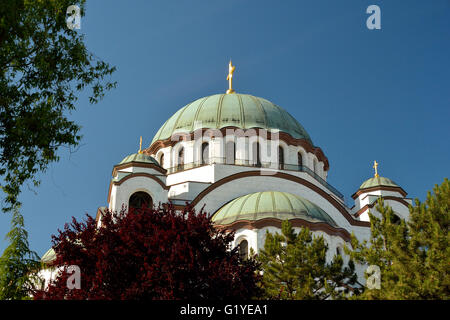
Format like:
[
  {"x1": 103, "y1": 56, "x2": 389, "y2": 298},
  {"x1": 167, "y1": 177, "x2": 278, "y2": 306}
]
[
  {"x1": 258, "y1": 220, "x2": 359, "y2": 300},
  {"x1": 406, "y1": 178, "x2": 450, "y2": 298},
  {"x1": 346, "y1": 178, "x2": 449, "y2": 299},
  {"x1": 0, "y1": 206, "x2": 42, "y2": 299}
]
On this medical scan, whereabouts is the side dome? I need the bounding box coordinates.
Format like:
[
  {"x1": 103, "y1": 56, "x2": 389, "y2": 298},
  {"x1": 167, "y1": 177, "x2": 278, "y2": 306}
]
[
  {"x1": 359, "y1": 176, "x2": 400, "y2": 190},
  {"x1": 41, "y1": 247, "x2": 56, "y2": 264},
  {"x1": 212, "y1": 191, "x2": 336, "y2": 227},
  {"x1": 151, "y1": 93, "x2": 313, "y2": 145},
  {"x1": 119, "y1": 153, "x2": 161, "y2": 166}
]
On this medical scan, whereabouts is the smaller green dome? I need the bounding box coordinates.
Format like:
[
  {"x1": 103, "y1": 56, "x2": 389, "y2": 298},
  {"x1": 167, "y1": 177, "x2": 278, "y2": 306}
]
[
  {"x1": 119, "y1": 153, "x2": 160, "y2": 166},
  {"x1": 212, "y1": 191, "x2": 336, "y2": 227},
  {"x1": 359, "y1": 176, "x2": 399, "y2": 190},
  {"x1": 41, "y1": 248, "x2": 56, "y2": 264}
]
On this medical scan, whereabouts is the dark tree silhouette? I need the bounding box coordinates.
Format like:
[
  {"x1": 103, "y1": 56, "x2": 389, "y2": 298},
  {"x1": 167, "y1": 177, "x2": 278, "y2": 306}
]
[{"x1": 34, "y1": 204, "x2": 260, "y2": 300}]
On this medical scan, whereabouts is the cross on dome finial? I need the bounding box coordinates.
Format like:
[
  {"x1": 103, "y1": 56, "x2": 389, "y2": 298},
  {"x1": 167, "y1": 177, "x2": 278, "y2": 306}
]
[
  {"x1": 373, "y1": 160, "x2": 379, "y2": 178},
  {"x1": 138, "y1": 136, "x2": 143, "y2": 154},
  {"x1": 226, "y1": 60, "x2": 236, "y2": 94}
]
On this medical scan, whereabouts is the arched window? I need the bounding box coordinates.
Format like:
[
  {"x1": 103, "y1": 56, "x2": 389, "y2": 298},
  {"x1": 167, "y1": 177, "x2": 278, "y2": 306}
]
[
  {"x1": 201, "y1": 142, "x2": 209, "y2": 164},
  {"x1": 129, "y1": 191, "x2": 152, "y2": 210},
  {"x1": 238, "y1": 240, "x2": 248, "y2": 260},
  {"x1": 177, "y1": 147, "x2": 184, "y2": 170},
  {"x1": 252, "y1": 142, "x2": 261, "y2": 167},
  {"x1": 278, "y1": 146, "x2": 284, "y2": 170},
  {"x1": 313, "y1": 159, "x2": 318, "y2": 173},
  {"x1": 159, "y1": 153, "x2": 164, "y2": 168},
  {"x1": 297, "y1": 152, "x2": 303, "y2": 168},
  {"x1": 336, "y1": 247, "x2": 342, "y2": 256},
  {"x1": 390, "y1": 213, "x2": 401, "y2": 225},
  {"x1": 226, "y1": 141, "x2": 235, "y2": 164}
]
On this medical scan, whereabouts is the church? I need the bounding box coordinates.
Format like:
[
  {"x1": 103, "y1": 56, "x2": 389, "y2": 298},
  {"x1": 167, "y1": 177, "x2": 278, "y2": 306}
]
[{"x1": 42, "y1": 62, "x2": 413, "y2": 284}]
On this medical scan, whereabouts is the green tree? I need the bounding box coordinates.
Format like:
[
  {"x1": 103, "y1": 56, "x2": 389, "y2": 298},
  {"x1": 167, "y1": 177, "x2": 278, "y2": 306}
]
[
  {"x1": 346, "y1": 178, "x2": 450, "y2": 299},
  {"x1": 0, "y1": 206, "x2": 42, "y2": 299},
  {"x1": 258, "y1": 220, "x2": 359, "y2": 300},
  {"x1": 0, "y1": 0, "x2": 116, "y2": 211}
]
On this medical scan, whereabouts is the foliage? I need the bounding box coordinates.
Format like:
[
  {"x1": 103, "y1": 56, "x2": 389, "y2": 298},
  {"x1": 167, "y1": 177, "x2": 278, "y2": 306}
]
[
  {"x1": 0, "y1": 0, "x2": 116, "y2": 211},
  {"x1": 34, "y1": 204, "x2": 261, "y2": 300},
  {"x1": 346, "y1": 178, "x2": 450, "y2": 299},
  {"x1": 257, "y1": 220, "x2": 359, "y2": 300},
  {"x1": 0, "y1": 206, "x2": 42, "y2": 299}
]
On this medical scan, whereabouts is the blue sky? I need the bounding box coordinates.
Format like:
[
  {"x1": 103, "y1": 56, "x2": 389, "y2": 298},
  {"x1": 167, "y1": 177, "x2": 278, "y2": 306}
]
[{"x1": 1, "y1": 0, "x2": 449, "y2": 256}]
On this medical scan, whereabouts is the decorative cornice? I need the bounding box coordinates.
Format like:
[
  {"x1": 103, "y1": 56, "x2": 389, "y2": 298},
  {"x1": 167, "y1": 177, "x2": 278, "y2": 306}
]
[
  {"x1": 351, "y1": 185, "x2": 407, "y2": 200},
  {"x1": 167, "y1": 180, "x2": 212, "y2": 188},
  {"x1": 112, "y1": 162, "x2": 166, "y2": 176},
  {"x1": 107, "y1": 172, "x2": 169, "y2": 203},
  {"x1": 189, "y1": 170, "x2": 370, "y2": 227},
  {"x1": 354, "y1": 196, "x2": 411, "y2": 217},
  {"x1": 215, "y1": 218, "x2": 352, "y2": 242},
  {"x1": 145, "y1": 127, "x2": 330, "y2": 171},
  {"x1": 113, "y1": 172, "x2": 168, "y2": 189}
]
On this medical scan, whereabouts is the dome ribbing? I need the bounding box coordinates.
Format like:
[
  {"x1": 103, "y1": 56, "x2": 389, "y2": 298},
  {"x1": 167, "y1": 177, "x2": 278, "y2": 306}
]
[{"x1": 151, "y1": 93, "x2": 312, "y2": 145}]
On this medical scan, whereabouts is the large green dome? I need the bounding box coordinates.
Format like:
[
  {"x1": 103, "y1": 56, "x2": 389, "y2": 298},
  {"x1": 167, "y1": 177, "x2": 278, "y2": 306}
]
[
  {"x1": 212, "y1": 191, "x2": 336, "y2": 227},
  {"x1": 151, "y1": 93, "x2": 313, "y2": 145}
]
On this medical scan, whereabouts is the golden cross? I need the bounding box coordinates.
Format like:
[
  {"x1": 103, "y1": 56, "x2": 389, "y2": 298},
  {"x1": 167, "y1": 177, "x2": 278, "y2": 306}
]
[
  {"x1": 226, "y1": 60, "x2": 235, "y2": 94},
  {"x1": 138, "y1": 136, "x2": 143, "y2": 154},
  {"x1": 373, "y1": 160, "x2": 379, "y2": 177}
]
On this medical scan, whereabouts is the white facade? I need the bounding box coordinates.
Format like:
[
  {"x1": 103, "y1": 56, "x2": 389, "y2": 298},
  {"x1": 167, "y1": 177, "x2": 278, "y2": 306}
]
[
  {"x1": 71, "y1": 90, "x2": 411, "y2": 290},
  {"x1": 104, "y1": 124, "x2": 411, "y2": 287},
  {"x1": 352, "y1": 188, "x2": 412, "y2": 222}
]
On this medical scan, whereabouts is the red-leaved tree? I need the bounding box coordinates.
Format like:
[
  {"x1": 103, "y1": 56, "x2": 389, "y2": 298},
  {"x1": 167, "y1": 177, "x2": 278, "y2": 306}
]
[{"x1": 34, "y1": 204, "x2": 260, "y2": 300}]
